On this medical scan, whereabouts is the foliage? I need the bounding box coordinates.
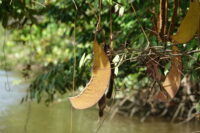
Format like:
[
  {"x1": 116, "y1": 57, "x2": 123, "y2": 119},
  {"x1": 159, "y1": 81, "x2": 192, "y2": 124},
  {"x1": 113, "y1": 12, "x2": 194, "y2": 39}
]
[
  {"x1": 28, "y1": 60, "x2": 91, "y2": 104},
  {"x1": 1, "y1": 0, "x2": 156, "y2": 101},
  {"x1": 0, "y1": 0, "x2": 40, "y2": 28}
]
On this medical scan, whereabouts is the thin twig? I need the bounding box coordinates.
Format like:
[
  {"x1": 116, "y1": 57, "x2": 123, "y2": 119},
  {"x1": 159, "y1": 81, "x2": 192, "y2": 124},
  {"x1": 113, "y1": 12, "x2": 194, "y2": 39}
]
[
  {"x1": 130, "y1": 3, "x2": 150, "y2": 49},
  {"x1": 3, "y1": 29, "x2": 11, "y2": 91},
  {"x1": 32, "y1": 0, "x2": 46, "y2": 7},
  {"x1": 70, "y1": 5, "x2": 78, "y2": 133},
  {"x1": 71, "y1": 0, "x2": 78, "y2": 10},
  {"x1": 95, "y1": 0, "x2": 102, "y2": 40}
]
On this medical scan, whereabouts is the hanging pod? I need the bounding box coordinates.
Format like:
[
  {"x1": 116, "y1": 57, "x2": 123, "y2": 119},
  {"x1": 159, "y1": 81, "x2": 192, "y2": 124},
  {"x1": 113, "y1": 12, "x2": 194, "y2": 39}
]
[
  {"x1": 171, "y1": 0, "x2": 200, "y2": 44},
  {"x1": 69, "y1": 41, "x2": 111, "y2": 109},
  {"x1": 162, "y1": 46, "x2": 182, "y2": 99},
  {"x1": 155, "y1": 46, "x2": 182, "y2": 102}
]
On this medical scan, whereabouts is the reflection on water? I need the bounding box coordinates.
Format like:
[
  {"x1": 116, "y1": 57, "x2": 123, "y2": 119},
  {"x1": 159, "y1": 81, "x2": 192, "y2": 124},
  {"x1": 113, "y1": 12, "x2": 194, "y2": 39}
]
[{"x1": 0, "y1": 70, "x2": 200, "y2": 133}]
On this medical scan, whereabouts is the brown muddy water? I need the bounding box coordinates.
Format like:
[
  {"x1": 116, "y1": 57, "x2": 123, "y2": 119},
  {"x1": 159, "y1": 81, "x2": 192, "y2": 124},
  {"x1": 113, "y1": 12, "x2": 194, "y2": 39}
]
[{"x1": 0, "y1": 70, "x2": 200, "y2": 133}]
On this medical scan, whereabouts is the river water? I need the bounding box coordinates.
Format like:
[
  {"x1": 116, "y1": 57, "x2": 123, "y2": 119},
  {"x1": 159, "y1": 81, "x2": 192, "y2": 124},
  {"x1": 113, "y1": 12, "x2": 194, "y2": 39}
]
[{"x1": 0, "y1": 70, "x2": 200, "y2": 133}]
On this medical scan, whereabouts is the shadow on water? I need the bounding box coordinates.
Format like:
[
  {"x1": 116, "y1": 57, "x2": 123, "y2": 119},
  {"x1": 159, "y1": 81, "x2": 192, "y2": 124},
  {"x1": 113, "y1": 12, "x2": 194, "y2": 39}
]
[{"x1": 0, "y1": 70, "x2": 200, "y2": 133}]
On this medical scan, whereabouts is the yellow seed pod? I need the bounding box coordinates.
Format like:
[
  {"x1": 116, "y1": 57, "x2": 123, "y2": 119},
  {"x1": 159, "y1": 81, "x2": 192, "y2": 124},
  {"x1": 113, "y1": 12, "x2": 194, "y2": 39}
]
[
  {"x1": 171, "y1": 0, "x2": 200, "y2": 44},
  {"x1": 162, "y1": 46, "x2": 182, "y2": 99},
  {"x1": 69, "y1": 41, "x2": 111, "y2": 109}
]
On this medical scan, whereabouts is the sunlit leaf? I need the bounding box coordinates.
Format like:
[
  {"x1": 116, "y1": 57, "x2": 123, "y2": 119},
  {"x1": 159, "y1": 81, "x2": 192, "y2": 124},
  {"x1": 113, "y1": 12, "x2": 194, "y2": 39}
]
[
  {"x1": 79, "y1": 53, "x2": 86, "y2": 68},
  {"x1": 119, "y1": 6, "x2": 125, "y2": 16}
]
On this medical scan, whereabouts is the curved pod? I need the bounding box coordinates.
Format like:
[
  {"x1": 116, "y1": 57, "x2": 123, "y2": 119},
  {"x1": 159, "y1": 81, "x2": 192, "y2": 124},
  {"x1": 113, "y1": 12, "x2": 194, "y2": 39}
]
[
  {"x1": 69, "y1": 41, "x2": 111, "y2": 109},
  {"x1": 162, "y1": 46, "x2": 182, "y2": 99},
  {"x1": 171, "y1": 0, "x2": 200, "y2": 44}
]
